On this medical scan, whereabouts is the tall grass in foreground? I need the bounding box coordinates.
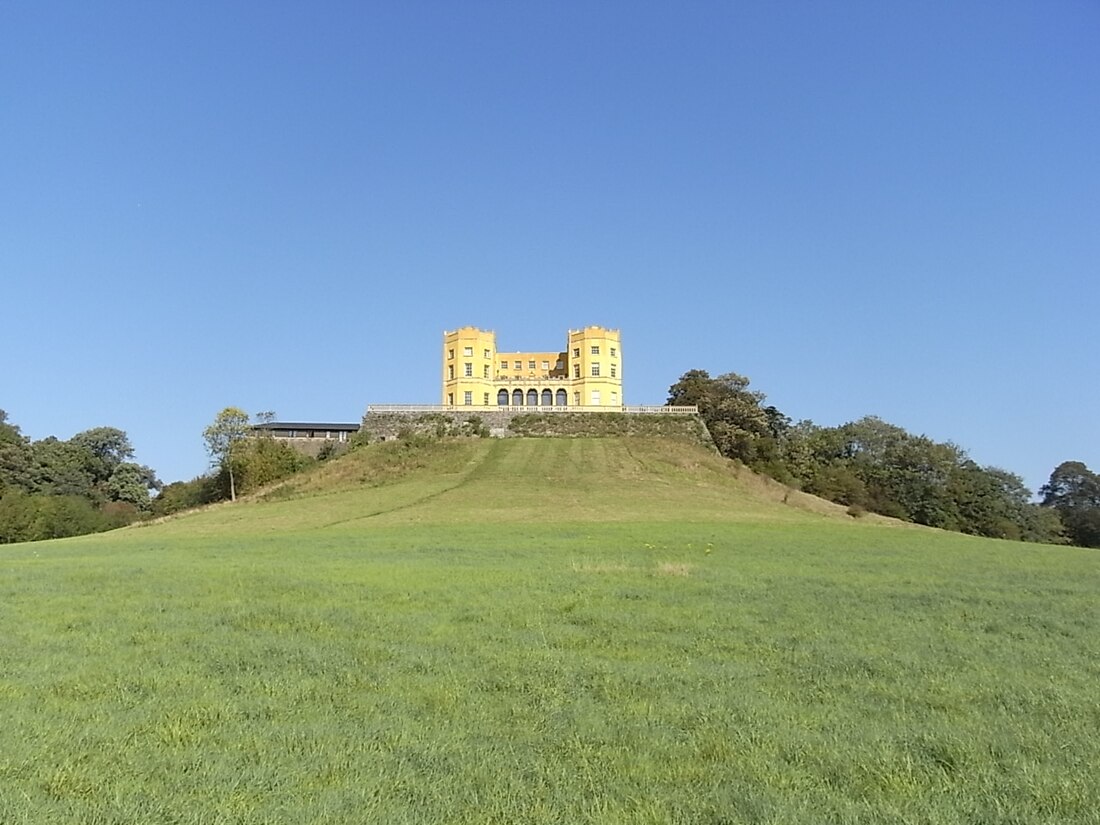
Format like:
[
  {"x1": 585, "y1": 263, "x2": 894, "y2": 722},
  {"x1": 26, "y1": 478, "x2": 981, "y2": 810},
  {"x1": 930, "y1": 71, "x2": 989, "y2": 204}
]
[{"x1": 1, "y1": 438, "x2": 1098, "y2": 823}]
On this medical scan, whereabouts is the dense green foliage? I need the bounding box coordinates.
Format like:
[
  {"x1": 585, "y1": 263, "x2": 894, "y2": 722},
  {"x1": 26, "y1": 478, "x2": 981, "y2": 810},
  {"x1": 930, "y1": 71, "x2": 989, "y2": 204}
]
[
  {"x1": 1041, "y1": 461, "x2": 1100, "y2": 548},
  {"x1": 151, "y1": 410, "x2": 316, "y2": 518},
  {"x1": 1, "y1": 437, "x2": 1096, "y2": 823},
  {"x1": 149, "y1": 476, "x2": 222, "y2": 517},
  {"x1": 0, "y1": 404, "x2": 315, "y2": 538},
  {"x1": 667, "y1": 371, "x2": 1075, "y2": 545},
  {"x1": 0, "y1": 410, "x2": 160, "y2": 543},
  {"x1": 212, "y1": 433, "x2": 313, "y2": 499}
]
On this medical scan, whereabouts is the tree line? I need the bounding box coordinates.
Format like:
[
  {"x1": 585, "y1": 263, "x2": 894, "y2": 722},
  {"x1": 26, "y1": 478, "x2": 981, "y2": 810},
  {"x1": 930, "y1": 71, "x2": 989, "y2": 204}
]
[
  {"x1": 667, "y1": 370, "x2": 1099, "y2": 548},
  {"x1": 0, "y1": 406, "x2": 334, "y2": 542},
  {"x1": 5, "y1": 393, "x2": 1095, "y2": 549},
  {"x1": 0, "y1": 410, "x2": 161, "y2": 543}
]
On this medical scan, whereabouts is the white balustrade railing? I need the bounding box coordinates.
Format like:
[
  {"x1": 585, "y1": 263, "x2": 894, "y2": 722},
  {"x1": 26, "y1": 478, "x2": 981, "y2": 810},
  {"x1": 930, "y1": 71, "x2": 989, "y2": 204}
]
[{"x1": 366, "y1": 404, "x2": 698, "y2": 414}]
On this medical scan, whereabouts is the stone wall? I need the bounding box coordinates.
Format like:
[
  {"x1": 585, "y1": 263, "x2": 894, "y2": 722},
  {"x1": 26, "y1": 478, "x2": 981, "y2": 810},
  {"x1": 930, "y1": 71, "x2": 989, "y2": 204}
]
[
  {"x1": 359, "y1": 409, "x2": 715, "y2": 449},
  {"x1": 359, "y1": 410, "x2": 513, "y2": 441},
  {"x1": 507, "y1": 412, "x2": 714, "y2": 446}
]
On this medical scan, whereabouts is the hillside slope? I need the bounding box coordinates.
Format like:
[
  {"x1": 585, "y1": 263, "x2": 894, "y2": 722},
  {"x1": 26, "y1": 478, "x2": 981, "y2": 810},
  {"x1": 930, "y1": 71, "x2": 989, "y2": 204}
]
[{"x1": 144, "y1": 435, "x2": 882, "y2": 537}]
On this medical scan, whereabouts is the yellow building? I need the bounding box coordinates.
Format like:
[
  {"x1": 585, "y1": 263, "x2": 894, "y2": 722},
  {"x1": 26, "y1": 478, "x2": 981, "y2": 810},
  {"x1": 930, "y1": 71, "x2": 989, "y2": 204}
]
[{"x1": 442, "y1": 326, "x2": 623, "y2": 409}]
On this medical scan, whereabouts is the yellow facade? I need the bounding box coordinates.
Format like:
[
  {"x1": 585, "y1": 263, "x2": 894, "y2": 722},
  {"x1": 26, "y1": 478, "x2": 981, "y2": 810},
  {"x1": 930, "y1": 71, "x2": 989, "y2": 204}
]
[{"x1": 442, "y1": 326, "x2": 623, "y2": 408}]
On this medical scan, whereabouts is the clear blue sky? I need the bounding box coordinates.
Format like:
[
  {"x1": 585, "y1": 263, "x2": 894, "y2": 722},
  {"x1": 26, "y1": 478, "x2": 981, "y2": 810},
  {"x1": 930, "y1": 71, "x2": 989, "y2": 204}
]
[{"x1": 2, "y1": 1, "x2": 1097, "y2": 494}]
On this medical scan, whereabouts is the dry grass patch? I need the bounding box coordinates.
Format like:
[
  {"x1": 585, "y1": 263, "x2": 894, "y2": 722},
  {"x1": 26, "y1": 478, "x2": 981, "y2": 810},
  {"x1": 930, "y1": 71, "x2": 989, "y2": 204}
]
[
  {"x1": 569, "y1": 560, "x2": 695, "y2": 577},
  {"x1": 655, "y1": 561, "x2": 694, "y2": 577}
]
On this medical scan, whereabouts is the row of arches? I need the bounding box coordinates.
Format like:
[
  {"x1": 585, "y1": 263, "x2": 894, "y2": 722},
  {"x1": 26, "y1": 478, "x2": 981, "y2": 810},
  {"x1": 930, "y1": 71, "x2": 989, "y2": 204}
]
[{"x1": 498, "y1": 388, "x2": 569, "y2": 407}]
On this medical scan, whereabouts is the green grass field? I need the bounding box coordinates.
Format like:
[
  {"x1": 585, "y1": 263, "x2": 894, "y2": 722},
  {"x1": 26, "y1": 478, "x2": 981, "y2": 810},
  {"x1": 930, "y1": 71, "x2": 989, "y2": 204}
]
[{"x1": 2, "y1": 436, "x2": 1098, "y2": 823}]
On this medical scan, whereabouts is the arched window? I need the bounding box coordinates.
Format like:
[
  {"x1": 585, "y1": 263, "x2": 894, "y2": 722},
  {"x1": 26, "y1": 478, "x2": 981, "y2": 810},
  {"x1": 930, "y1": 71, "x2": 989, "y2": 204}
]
[
  {"x1": 527, "y1": 389, "x2": 539, "y2": 407},
  {"x1": 497, "y1": 389, "x2": 509, "y2": 406},
  {"x1": 541, "y1": 389, "x2": 553, "y2": 407},
  {"x1": 512, "y1": 389, "x2": 524, "y2": 406},
  {"x1": 555, "y1": 388, "x2": 567, "y2": 407}
]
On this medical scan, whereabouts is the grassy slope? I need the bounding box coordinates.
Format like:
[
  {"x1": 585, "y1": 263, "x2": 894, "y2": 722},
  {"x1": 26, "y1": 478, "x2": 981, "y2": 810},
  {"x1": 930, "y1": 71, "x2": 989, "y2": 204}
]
[
  {"x1": 147, "y1": 436, "x2": 874, "y2": 535},
  {"x1": 2, "y1": 437, "x2": 1098, "y2": 824}
]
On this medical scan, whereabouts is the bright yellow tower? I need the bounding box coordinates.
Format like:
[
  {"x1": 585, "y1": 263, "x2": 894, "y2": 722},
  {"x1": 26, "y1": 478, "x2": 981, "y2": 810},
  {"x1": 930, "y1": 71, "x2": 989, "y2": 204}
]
[{"x1": 442, "y1": 326, "x2": 623, "y2": 408}]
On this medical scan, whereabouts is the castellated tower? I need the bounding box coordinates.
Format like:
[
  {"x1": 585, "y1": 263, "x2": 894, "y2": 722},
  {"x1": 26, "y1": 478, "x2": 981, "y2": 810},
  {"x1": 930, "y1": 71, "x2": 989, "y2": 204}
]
[{"x1": 442, "y1": 326, "x2": 623, "y2": 408}]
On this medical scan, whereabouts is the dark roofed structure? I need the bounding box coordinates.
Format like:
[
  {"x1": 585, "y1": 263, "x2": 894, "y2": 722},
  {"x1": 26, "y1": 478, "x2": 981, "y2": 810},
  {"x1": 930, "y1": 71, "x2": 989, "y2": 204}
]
[{"x1": 252, "y1": 422, "x2": 360, "y2": 441}]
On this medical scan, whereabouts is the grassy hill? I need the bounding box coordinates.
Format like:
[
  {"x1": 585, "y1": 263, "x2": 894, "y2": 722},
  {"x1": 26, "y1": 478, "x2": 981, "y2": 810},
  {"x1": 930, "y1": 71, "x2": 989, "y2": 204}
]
[
  {"x1": 149, "y1": 435, "x2": 864, "y2": 535},
  {"x1": 2, "y1": 436, "x2": 1098, "y2": 824}
]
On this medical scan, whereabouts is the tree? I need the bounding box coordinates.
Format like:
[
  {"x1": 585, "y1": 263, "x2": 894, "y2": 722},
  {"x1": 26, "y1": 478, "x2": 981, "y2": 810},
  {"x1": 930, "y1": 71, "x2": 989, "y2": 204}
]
[
  {"x1": 0, "y1": 409, "x2": 25, "y2": 445},
  {"x1": 0, "y1": 489, "x2": 35, "y2": 543},
  {"x1": 27, "y1": 437, "x2": 98, "y2": 499},
  {"x1": 949, "y1": 462, "x2": 1032, "y2": 540},
  {"x1": 151, "y1": 476, "x2": 220, "y2": 517},
  {"x1": 0, "y1": 490, "x2": 112, "y2": 543},
  {"x1": 106, "y1": 462, "x2": 162, "y2": 510},
  {"x1": 662, "y1": 368, "x2": 1080, "y2": 546},
  {"x1": 1040, "y1": 461, "x2": 1100, "y2": 510},
  {"x1": 230, "y1": 436, "x2": 310, "y2": 495},
  {"x1": 0, "y1": 412, "x2": 161, "y2": 541},
  {"x1": 776, "y1": 415, "x2": 1052, "y2": 538},
  {"x1": 667, "y1": 370, "x2": 773, "y2": 466},
  {"x1": 69, "y1": 427, "x2": 134, "y2": 485},
  {"x1": 1040, "y1": 461, "x2": 1100, "y2": 548},
  {"x1": 203, "y1": 407, "x2": 251, "y2": 502}
]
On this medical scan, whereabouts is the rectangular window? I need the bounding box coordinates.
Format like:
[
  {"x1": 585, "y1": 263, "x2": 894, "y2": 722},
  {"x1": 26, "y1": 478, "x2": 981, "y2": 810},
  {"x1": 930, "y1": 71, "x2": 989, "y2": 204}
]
[
  {"x1": 591, "y1": 390, "x2": 601, "y2": 405},
  {"x1": 483, "y1": 349, "x2": 491, "y2": 359},
  {"x1": 556, "y1": 359, "x2": 563, "y2": 370},
  {"x1": 611, "y1": 391, "x2": 618, "y2": 405},
  {"x1": 483, "y1": 364, "x2": 490, "y2": 378},
  {"x1": 591, "y1": 363, "x2": 600, "y2": 377},
  {"x1": 541, "y1": 360, "x2": 549, "y2": 371},
  {"x1": 610, "y1": 347, "x2": 617, "y2": 357},
  {"x1": 573, "y1": 364, "x2": 580, "y2": 378},
  {"x1": 610, "y1": 364, "x2": 617, "y2": 378},
  {"x1": 501, "y1": 361, "x2": 508, "y2": 371},
  {"x1": 573, "y1": 391, "x2": 581, "y2": 406},
  {"x1": 591, "y1": 346, "x2": 599, "y2": 355},
  {"x1": 483, "y1": 393, "x2": 489, "y2": 405},
  {"x1": 514, "y1": 361, "x2": 522, "y2": 370},
  {"x1": 528, "y1": 360, "x2": 536, "y2": 370},
  {"x1": 448, "y1": 349, "x2": 454, "y2": 360},
  {"x1": 573, "y1": 348, "x2": 580, "y2": 358},
  {"x1": 464, "y1": 363, "x2": 473, "y2": 377},
  {"x1": 463, "y1": 391, "x2": 472, "y2": 405},
  {"x1": 448, "y1": 393, "x2": 454, "y2": 405},
  {"x1": 448, "y1": 365, "x2": 454, "y2": 380},
  {"x1": 463, "y1": 346, "x2": 473, "y2": 357}
]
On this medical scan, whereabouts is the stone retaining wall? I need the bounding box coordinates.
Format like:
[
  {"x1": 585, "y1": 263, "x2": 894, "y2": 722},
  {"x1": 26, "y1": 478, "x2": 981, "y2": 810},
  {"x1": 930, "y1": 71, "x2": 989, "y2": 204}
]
[{"x1": 359, "y1": 409, "x2": 715, "y2": 449}]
